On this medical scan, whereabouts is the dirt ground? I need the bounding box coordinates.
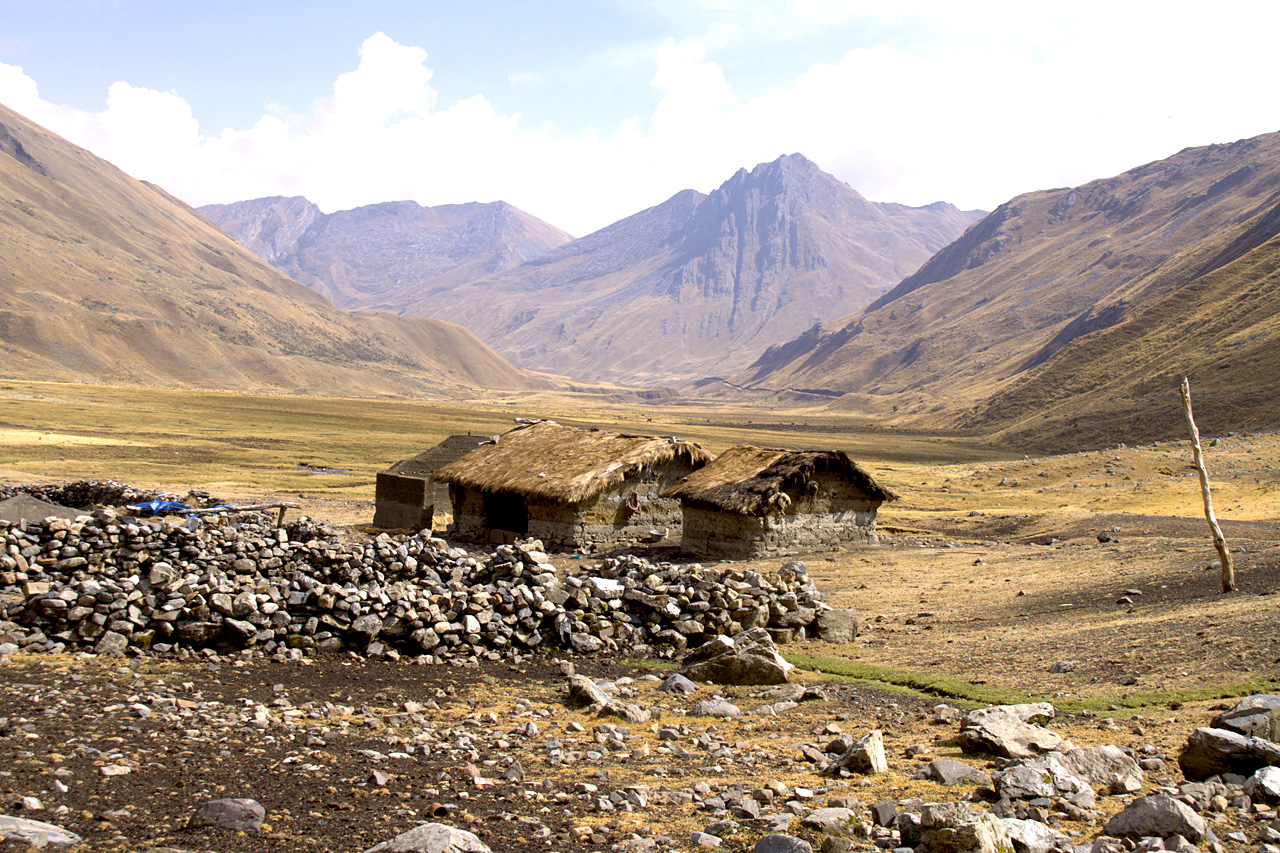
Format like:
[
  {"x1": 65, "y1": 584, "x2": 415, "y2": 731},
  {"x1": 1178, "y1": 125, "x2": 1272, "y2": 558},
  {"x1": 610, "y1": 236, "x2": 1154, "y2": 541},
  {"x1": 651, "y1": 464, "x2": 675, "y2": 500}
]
[{"x1": 1, "y1": 431, "x2": 1277, "y2": 852}]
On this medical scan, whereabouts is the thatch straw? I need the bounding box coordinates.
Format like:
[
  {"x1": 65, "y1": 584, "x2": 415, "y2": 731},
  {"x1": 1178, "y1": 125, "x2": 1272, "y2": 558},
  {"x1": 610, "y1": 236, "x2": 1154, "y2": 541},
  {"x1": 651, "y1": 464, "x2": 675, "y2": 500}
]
[
  {"x1": 386, "y1": 434, "x2": 489, "y2": 478},
  {"x1": 430, "y1": 421, "x2": 712, "y2": 503},
  {"x1": 662, "y1": 445, "x2": 896, "y2": 516}
]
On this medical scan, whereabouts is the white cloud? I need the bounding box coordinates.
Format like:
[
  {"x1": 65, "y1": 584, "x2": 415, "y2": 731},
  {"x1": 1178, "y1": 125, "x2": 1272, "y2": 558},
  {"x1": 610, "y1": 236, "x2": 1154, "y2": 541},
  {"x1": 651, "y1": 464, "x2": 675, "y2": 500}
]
[{"x1": 3, "y1": 15, "x2": 1280, "y2": 237}]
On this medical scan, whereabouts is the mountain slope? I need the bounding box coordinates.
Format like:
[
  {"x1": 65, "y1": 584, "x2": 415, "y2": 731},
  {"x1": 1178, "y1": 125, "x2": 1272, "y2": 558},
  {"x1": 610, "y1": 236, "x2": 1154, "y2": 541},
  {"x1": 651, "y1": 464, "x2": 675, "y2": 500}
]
[
  {"x1": 957, "y1": 198, "x2": 1280, "y2": 449},
  {"x1": 735, "y1": 132, "x2": 1280, "y2": 446},
  {"x1": 199, "y1": 196, "x2": 574, "y2": 312},
  {"x1": 393, "y1": 154, "x2": 982, "y2": 384},
  {"x1": 0, "y1": 101, "x2": 539, "y2": 396}
]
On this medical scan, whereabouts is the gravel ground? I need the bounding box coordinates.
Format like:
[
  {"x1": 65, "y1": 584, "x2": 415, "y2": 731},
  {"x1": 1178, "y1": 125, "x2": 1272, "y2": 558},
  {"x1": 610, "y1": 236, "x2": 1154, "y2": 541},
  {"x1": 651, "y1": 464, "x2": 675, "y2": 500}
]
[{"x1": 0, "y1": 648, "x2": 1275, "y2": 853}]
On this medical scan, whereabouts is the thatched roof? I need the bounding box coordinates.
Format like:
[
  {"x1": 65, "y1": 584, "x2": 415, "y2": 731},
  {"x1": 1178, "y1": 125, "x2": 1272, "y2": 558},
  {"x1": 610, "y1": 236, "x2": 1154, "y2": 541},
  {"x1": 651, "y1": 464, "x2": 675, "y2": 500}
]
[
  {"x1": 385, "y1": 434, "x2": 489, "y2": 478},
  {"x1": 662, "y1": 445, "x2": 897, "y2": 516},
  {"x1": 430, "y1": 421, "x2": 712, "y2": 503}
]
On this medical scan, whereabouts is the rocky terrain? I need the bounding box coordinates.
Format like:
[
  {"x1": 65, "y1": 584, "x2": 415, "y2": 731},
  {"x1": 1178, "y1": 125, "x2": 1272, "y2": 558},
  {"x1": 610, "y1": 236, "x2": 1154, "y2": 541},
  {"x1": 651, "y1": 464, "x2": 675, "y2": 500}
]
[
  {"x1": 1, "y1": 462, "x2": 1278, "y2": 853},
  {"x1": 198, "y1": 197, "x2": 573, "y2": 311}
]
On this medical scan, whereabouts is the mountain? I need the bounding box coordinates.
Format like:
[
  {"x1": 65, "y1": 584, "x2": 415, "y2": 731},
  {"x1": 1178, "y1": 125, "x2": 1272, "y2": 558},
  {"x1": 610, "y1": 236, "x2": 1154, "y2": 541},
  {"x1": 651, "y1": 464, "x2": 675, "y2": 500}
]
[
  {"x1": 198, "y1": 196, "x2": 574, "y2": 311},
  {"x1": 383, "y1": 154, "x2": 982, "y2": 384},
  {"x1": 0, "y1": 101, "x2": 539, "y2": 396},
  {"x1": 735, "y1": 132, "x2": 1280, "y2": 447}
]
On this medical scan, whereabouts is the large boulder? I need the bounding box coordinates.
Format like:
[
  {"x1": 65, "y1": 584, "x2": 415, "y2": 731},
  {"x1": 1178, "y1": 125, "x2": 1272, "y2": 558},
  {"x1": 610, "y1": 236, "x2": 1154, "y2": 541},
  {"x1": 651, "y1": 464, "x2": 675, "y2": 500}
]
[
  {"x1": 813, "y1": 608, "x2": 858, "y2": 643},
  {"x1": 0, "y1": 815, "x2": 83, "y2": 847},
  {"x1": 824, "y1": 730, "x2": 887, "y2": 776},
  {"x1": 996, "y1": 754, "x2": 1095, "y2": 808},
  {"x1": 1103, "y1": 794, "x2": 1206, "y2": 843},
  {"x1": 916, "y1": 802, "x2": 1015, "y2": 853},
  {"x1": 362, "y1": 822, "x2": 492, "y2": 853},
  {"x1": 681, "y1": 628, "x2": 793, "y2": 686},
  {"x1": 1000, "y1": 817, "x2": 1071, "y2": 853},
  {"x1": 188, "y1": 797, "x2": 266, "y2": 832},
  {"x1": 800, "y1": 806, "x2": 864, "y2": 838},
  {"x1": 956, "y1": 706, "x2": 1064, "y2": 759},
  {"x1": 1245, "y1": 765, "x2": 1280, "y2": 803},
  {"x1": 1177, "y1": 726, "x2": 1280, "y2": 781},
  {"x1": 919, "y1": 759, "x2": 992, "y2": 787},
  {"x1": 1213, "y1": 694, "x2": 1280, "y2": 741},
  {"x1": 1057, "y1": 745, "x2": 1144, "y2": 794},
  {"x1": 566, "y1": 674, "x2": 610, "y2": 708}
]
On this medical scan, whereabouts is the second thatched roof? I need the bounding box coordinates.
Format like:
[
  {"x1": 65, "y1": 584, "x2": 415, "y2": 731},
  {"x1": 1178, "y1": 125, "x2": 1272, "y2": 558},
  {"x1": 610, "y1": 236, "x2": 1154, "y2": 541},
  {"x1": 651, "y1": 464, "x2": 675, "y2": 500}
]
[
  {"x1": 662, "y1": 445, "x2": 897, "y2": 516},
  {"x1": 429, "y1": 421, "x2": 712, "y2": 503},
  {"x1": 385, "y1": 434, "x2": 490, "y2": 478}
]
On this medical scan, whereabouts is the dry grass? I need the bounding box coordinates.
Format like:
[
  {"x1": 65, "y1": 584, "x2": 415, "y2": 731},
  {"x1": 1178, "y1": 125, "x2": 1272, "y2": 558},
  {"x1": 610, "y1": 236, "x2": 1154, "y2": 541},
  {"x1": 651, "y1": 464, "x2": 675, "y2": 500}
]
[{"x1": 431, "y1": 421, "x2": 712, "y2": 503}]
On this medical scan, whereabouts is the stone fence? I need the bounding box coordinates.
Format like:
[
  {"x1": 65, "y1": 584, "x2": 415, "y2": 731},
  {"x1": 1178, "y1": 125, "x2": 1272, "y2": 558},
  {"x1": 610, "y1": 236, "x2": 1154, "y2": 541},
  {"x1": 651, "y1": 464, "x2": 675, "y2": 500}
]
[{"x1": 0, "y1": 508, "x2": 852, "y2": 660}]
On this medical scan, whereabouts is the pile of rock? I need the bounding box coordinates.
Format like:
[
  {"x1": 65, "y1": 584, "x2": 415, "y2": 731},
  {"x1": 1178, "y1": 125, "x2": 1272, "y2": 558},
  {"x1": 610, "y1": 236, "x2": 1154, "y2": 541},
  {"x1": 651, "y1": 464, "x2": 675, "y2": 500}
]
[
  {"x1": 0, "y1": 510, "x2": 851, "y2": 660},
  {"x1": 0, "y1": 480, "x2": 162, "y2": 509}
]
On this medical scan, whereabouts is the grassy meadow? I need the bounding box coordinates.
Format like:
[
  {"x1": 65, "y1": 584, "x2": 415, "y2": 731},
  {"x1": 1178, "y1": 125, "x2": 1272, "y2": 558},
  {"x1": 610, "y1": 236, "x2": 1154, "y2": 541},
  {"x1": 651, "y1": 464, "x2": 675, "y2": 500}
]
[{"x1": 0, "y1": 379, "x2": 1014, "y2": 508}]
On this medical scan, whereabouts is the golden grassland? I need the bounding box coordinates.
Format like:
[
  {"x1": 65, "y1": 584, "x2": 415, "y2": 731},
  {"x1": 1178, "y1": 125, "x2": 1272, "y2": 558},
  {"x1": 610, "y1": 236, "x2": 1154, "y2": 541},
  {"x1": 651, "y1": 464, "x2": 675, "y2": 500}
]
[
  {"x1": 2, "y1": 377, "x2": 1276, "y2": 708},
  {"x1": 0, "y1": 378, "x2": 1012, "y2": 508}
]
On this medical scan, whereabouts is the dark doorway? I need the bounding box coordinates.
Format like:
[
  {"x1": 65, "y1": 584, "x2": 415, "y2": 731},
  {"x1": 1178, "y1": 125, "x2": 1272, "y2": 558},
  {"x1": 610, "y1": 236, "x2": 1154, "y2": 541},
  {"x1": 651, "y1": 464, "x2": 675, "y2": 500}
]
[{"x1": 483, "y1": 491, "x2": 528, "y2": 536}]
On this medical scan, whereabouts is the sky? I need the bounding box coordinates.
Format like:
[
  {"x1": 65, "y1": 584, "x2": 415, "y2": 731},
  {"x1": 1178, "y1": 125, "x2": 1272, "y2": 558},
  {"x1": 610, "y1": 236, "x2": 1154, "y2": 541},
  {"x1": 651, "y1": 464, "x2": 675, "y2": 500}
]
[{"x1": 3, "y1": 1, "x2": 1280, "y2": 237}]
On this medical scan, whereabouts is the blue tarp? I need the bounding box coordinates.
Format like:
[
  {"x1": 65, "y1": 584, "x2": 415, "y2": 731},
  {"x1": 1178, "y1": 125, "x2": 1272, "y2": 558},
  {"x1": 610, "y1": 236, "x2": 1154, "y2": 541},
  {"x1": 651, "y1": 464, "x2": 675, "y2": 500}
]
[
  {"x1": 130, "y1": 500, "x2": 237, "y2": 516},
  {"x1": 130, "y1": 500, "x2": 191, "y2": 516}
]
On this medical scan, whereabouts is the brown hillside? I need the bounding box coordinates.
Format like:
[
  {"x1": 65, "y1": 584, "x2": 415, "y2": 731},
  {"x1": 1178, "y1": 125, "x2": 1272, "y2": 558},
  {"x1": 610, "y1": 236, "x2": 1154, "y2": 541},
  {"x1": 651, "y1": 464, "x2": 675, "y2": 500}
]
[
  {"x1": 0, "y1": 102, "x2": 540, "y2": 396},
  {"x1": 199, "y1": 196, "x2": 574, "y2": 311},
  {"x1": 395, "y1": 154, "x2": 982, "y2": 384},
  {"x1": 957, "y1": 199, "x2": 1280, "y2": 450},
  {"x1": 735, "y1": 132, "x2": 1280, "y2": 445}
]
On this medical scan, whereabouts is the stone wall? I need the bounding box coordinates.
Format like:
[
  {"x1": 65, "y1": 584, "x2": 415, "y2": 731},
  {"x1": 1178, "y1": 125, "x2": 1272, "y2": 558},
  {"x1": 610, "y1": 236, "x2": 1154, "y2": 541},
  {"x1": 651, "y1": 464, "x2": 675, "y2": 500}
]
[
  {"x1": 448, "y1": 463, "x2": 693, "y2": 553},
  {"x1": 0, "y1": 509, "x2": 838, "y2": 660},
  {"x1": 681, "y1": 474, "x2": 882, "y2": 560}
]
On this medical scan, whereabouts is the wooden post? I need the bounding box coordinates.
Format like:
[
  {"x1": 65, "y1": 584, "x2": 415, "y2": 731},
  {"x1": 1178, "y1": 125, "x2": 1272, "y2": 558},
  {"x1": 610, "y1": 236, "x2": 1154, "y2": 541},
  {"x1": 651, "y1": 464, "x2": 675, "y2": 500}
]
[{"x1": 1179, "y1": 378, "x2": 1235, "y2": 592}]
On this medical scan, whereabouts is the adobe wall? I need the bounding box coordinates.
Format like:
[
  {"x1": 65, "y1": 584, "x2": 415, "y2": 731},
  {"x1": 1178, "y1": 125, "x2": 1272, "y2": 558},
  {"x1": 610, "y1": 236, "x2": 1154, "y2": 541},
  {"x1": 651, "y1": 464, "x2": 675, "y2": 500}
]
[{"x1": 372, "y1": 473, "x2": 434, "y2": 531}]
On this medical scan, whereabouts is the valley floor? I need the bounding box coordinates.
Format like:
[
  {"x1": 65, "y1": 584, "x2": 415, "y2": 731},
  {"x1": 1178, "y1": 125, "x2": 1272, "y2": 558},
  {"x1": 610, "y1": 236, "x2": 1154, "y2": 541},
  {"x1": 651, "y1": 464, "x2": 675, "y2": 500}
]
[{"x1": 1, "y1": 385, "x2": 1277, "y2": 851}]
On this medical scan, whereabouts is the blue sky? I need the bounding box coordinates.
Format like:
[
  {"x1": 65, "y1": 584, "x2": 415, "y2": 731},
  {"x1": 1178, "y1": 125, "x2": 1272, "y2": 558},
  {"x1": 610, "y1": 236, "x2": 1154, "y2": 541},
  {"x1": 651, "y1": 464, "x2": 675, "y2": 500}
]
[{"x1": 4, "y1": 1, "x2": 1280, "y2": 236}]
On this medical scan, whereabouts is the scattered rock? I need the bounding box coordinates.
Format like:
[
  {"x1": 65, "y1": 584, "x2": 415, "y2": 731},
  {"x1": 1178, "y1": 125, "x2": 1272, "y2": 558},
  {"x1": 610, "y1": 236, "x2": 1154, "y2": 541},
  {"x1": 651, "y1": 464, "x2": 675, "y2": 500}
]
[
  {"x1": 813, "y1": 608, "x2": 858, "y2": 643},
  {"x1": 920, "y1": 759, "x2": 993, "y2": 787},
  {"x1": 754, "y1": 835, "x2": 813, "y2": 853},
  {"x1": 660, "y1": 674, "x2": 698, "y2": 695},
  {"x1": 0, "y1": 814, "x2": 83, "y2": 847},
  {"x1": 1245, "y1": 765, "x2": 1280, "y2": 803},
  {"x1": 1102, "y1": 794, "x2": 1206, "y2": 843},
  {"x1": 681, "y1": 628, "x2": 793, "y2": 685},
  {"x1": 187, "y1": 797, "x2": 266, "y2": 833},
  {"x1": 956, "y1": 705, "x2": 1064, "y2": 759},
  {"x1": 1213, "y1": 694, "x2": 1280, "y2": 741},
  {"x1": 801, "y1": 807, "x2": 863, "y2": 838},
  {"x1": 1178, "y1": 726, "x2": 1280, "y2": 780},
  {"x1": 917, "y1": 801, "x2": 1015, "y2": 853},
  {"x1": 1058, "y1": 745, "x2": 1144, "y2": 794},
  {"x1": 690, "y1": 698, "x2": 741, "y2": 718},
  {"x1": 825, "y1": 730, "x2": 887, "y2": 776},
  {"x1": 362, "y1": 822, "x2": 493, "y2": 853}
]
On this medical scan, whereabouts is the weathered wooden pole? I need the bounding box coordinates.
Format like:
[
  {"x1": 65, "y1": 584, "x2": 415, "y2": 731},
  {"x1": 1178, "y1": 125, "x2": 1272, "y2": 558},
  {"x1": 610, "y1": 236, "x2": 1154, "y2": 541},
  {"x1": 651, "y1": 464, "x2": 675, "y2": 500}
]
[{"x1": 1179, "y1": 377, "x2": 1235, "y2": 592}]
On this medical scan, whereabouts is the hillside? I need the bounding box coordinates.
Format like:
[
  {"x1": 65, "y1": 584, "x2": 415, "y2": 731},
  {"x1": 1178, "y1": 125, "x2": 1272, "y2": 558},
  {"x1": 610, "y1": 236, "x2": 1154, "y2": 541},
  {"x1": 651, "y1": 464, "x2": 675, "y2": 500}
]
[
  {"x1": 199, "y1": 196, "x2": 574, "y2": 311},
  {"x1": 386, "y1": 154, "x2": 982, "y2": 384},
  {"x1": 735, "y1": 132, "x2": 1280, "y2": 446},
  {"x1": 0, "y1": 101, "x2": 540, "y2": 396}
]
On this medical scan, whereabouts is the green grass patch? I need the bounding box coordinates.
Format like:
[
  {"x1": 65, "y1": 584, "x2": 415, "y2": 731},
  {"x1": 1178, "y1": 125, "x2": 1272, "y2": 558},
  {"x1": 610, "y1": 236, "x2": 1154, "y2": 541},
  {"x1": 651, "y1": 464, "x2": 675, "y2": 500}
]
[{"x1": 784, "y1": 652, "x2": 1280, "y2": 712}]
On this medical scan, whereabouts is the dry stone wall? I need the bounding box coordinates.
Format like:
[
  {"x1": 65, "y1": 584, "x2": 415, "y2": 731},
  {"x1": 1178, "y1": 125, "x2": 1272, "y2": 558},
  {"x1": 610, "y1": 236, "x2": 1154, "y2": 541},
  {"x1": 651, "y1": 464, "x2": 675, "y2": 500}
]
[
  {"x1": 0, "y1": 508, "x2": 842, "y2": 661},
  {"x1": 682, "y1": 505, "x2": 878, "y2": 560}
]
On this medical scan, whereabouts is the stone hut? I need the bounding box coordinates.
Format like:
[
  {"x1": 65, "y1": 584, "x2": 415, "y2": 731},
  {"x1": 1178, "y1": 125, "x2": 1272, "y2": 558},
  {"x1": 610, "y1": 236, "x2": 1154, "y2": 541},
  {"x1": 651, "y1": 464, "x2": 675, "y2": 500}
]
[
  {"x1": 373, "y1": 434, "x2": 489, "y2": 530},
  {"x1": 430, "y1": 421, "x2": 712, "y2": 551},
  {"x1": 663, "y1": 446, "x2": 896, "y2": 560}
]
